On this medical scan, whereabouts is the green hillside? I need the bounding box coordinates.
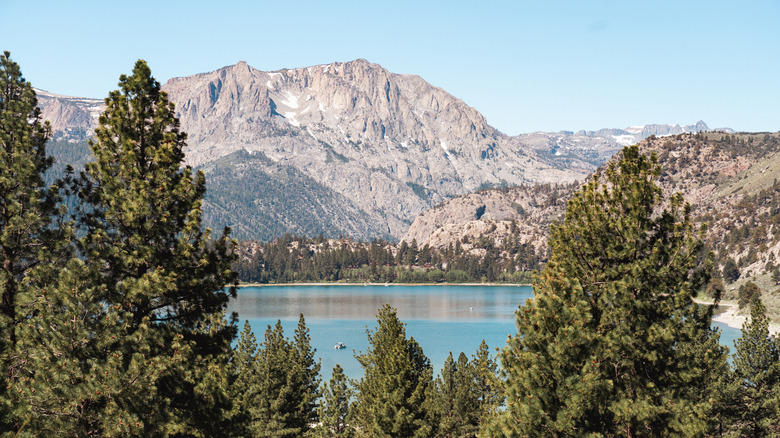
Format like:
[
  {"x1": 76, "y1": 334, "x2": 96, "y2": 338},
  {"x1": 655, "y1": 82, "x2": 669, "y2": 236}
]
[{"x1": 200, "y1": 149, "x2": 388, "y2": 242}]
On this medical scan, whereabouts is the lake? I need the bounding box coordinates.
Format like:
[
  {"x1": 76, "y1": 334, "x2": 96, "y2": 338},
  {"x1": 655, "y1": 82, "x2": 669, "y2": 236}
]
[{"x1": 227, "y1": 285, "x2": 741, "y2": 380}]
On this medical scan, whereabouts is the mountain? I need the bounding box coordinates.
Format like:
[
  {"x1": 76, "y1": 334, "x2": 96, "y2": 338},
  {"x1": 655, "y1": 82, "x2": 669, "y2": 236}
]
[
  {"x1": 161, "y1": 59, "x2": 595, "y2": 238},
  {"x1": 404, "y1": 131, "x2": 780, "y2": 315},
  {"x1": 200, "y1": 149, "x2": 386, "y2": 241},
  {"x1": 35, "y1": 89, "x2": 102, "y2": 140},
  {"x1": 33, "y1": 59, "x2": 730, "y2": 240}
]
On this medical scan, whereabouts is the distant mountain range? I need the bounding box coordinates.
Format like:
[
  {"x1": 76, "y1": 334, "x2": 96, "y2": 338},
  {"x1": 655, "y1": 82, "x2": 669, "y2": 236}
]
[{"x1": 34, "y1": 59, "x2": 731, "y2": 241}]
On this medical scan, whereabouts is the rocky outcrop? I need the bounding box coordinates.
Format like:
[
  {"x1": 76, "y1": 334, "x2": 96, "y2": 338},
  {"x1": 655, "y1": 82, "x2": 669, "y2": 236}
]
[
  {"x1": 35, "y1": 89, "x2": 103, "y2": 137},
  {"x1": 402, "y1": 184, "x2": 571, "y2": 252},
  {"x1": 405, "y1": 133, "x2": 780, "y2": 309}
]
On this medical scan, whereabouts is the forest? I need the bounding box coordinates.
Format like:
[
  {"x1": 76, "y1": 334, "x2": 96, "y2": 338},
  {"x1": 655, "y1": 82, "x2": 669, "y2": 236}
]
[
  {"x1": 1, "y1": 52, "x2": 778, "y2": 436},
  {"x1": 233, "y1": 229, "x2": 542, "y2": 285}
]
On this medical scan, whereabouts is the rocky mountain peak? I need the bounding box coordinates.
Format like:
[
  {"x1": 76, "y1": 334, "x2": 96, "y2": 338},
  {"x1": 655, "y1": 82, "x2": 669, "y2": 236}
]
[{"x1": 39, "y1": 60, "x2": 724, "y2": 241}]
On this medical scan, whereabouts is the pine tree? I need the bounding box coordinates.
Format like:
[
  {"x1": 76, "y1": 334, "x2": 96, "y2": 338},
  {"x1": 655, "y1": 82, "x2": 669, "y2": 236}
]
[
  {"x1": 251, "y1": 317, "x2": 321, "y2": 437},
  {"x1": 12, "y1": 259, "x2": 183, "y2": 436},
  {"x1": 67, "y1": 59, "x2": 237, "y2": 434},
  {"x1": 291, "y1": 313, "x2": 322, "y2": 431},
  {"x1": 251, "y1": 320, "x2": 295, "y2": 436},
  {"x1": 315, "y1": 364, "x2": 354, "y2": 437},
  {"x1": 488, "y1": 145, "x2": 727, "y2": 436},
  {"x1": 351, "y1": 304, "x2": 435, "y2": 437},
  {"x1": 0, "y1": 50, "x2": 72, "y2": 432},
  {"x1": 229, "y1": 320, "x2": 261, "y2": 436},
  {"x1": 728, "y1": 297, "x2": 780, "y2": 436},
  {"x1": 435, "y1": 352, "x2": 480, "y2": 437},
  {"x1": 738, "y1": 282, "x2": 761, "y2": 309},
  {"x1": 471, "y1": 340, "x2": 502, "y2": 424}
]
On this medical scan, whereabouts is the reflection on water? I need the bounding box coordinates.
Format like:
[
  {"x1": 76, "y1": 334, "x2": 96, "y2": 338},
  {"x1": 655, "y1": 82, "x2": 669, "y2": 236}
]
[
  {"x1": 227, "y1": 285, "x2": 741, "y2": 379},
  {"x1": 229, "y1": 285, "x2": 533, "y2": 322},
  {"x1": 228, "y1": 285, "x2": 532, "y2": 379}
]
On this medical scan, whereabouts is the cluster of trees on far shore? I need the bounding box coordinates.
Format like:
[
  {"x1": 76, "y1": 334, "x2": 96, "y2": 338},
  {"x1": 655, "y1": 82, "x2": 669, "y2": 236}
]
[
  {"x1": 1, "y1": 52, "x2": 779, "y2": 436},
  {"x1": 233, "y1": 231, "x2": 543, "y2": 285}
]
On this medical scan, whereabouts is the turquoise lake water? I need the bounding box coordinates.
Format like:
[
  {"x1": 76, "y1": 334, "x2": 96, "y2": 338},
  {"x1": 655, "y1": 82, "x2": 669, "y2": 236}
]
[{"x1": 227, "y1": 285, "x2": 741, "y2": 380}]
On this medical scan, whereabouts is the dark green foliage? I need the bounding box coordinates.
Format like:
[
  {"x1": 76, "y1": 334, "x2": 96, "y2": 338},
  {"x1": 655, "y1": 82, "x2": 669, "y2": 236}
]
[
  {"x1": 315, "y1": 364, "x2": 354, "y2": 437},
  {"x1": 0, "y1": 51, "x2": 73, "y2": 433},
  {"x1": 739, "y1": 282, "x2": 761, "y2": 309},
  {"x1": 472, "y1": 340, "x2": 503, "y2": 422},
  {"x1": 0, "y1": 50, "x2": 67, "y2": 346},
  {"x1": 202, "y1": 149, "x2": 383, "y2": 241},
  {"x1": 234, "y1": 233, "x2": 542, "y2": 285},
  {"x1": 229, "y1": 320, "x2": 261, "y2": 436},
  {"x1": 27, "y1": 59, "x2": 240, "y2": 435},
  {"x1": 706, "y1": 277, "x2": 726, "y2": 301},
  {"x1": 773, "y1": 266, "x2": 780, "y2": 285},
  {"x1": 435, "y1": 352, "x2": 480, "y2": 437},
  {"x1": 723, "y1": 257, "x2": 741, "y2": 283},
  {"x1": 489, "y1": 145, "x2": 727, "y2": 436},
  {"x1": 725, "y1": 297, "x2": 780, "y2": 436},
  {"x1": 245, "y1": 316, "x2": 320, "y2": 437},
  {"x1": 352, "y1": 304, "x2": 435, "y2": 437},
  {"x1": 434, "y1": 340, "x2": 504, "y2": 437}
]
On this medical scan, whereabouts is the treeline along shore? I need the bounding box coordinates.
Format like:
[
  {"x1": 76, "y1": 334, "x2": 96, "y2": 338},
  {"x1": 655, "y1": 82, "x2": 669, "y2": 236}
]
[{"x1": 233, "y1": 232, "x2": 543, "y2": 285}]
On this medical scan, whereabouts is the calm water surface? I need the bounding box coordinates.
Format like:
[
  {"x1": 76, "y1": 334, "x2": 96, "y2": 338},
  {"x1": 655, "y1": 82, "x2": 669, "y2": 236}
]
[{"x1": 227, "y1": 285, "x2": 741, "y2": 379}]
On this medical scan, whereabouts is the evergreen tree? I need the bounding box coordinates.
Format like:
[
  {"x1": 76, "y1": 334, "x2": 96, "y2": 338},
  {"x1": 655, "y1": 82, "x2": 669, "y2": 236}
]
[
  {"x1": 253, "y1": 320, "x2": 297, "y2": 436},
  {"x1": 435, "y1": 352, "x2": 479, "y2": 437},
  {"x1": 62, "y1": 59, "x2": 237, "y2": 434},
  {"x1": 471, "y1": 340, "x2": 503, "y2": 424},
  {"x1": 728, "y1": 297, "x2": 780, "y2": 436},
  {"x1": 722, "y1": 257, "x2": 740, "y2": 283},
  {"x1": 291, "y1": 313, "x2": 322, "y2": 432},
  {"x1": 251, "y1": 317, "x2": 320, "y2": 437},
  {"x1": 0, "y1": 50, "x2": 72, "y2": 433},
  {"x1": 488, "y1": 145, "x2": 727, "y2": 436},
  {"x1": 352, "y1": 304, "x2": 435, "y2": 437},
  {"x1": 315, "y1": 364, "x2": 354, "y2": 437},
  {"x1": 228, "y1": 320, "x2": 261, "y2": 436},
  {"x1": 738, "y1": 281, "x2": 761, "y2": 309},
  {"x1": 12, "y1": 259, "x2": 151, "y2": 435}
]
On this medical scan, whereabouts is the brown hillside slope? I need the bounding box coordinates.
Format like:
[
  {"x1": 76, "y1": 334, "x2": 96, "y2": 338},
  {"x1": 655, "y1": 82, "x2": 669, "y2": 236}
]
[{"x1": 405, "y1": 132, "x2": 780, "y2": 317}]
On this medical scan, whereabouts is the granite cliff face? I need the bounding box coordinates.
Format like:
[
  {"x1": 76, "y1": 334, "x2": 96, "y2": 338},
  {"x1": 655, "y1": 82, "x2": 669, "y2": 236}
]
[
  {"x1": 161, "y1": 59, "x2": 587, "y2": 237},
  {"x1": 34, "y1": 89, "x2": 103, "y2": 139},
  {"x1": 34, "y1": 59, "x2": 727, "y2": 240}
]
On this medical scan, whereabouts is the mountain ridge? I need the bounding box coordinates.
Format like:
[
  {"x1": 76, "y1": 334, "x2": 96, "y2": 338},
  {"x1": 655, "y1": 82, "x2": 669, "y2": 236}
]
[{"x1": 33, "y1": 59, "x2": 731, "y2": 240}]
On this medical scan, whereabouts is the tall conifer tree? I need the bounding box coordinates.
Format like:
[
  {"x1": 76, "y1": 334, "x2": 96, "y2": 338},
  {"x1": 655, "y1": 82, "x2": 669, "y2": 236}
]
[
  {"x1": 67, "y1": 59, "x2": 238, "y2": 434},
  {"x1": 728, "y1": 297, "x2": 780, "y2": 436},
  {"x1": 352, "y1": 304, "x2": 435, "y2": 437},
  {"x1": 435, "y1": 352, "x2": 480, "y2": 437},
  {"x1": 488, "y1": 145, "x2": 727, "y2": 436},
  {"x1": 248, "y1": 317, "x2": 320, "y2": 437},
  {"x1": 315, "y1": 364, "x2": 354, "y2": 437},
  {"x1": 0, "y1": 51, "x2": 72, "y2": 433}
]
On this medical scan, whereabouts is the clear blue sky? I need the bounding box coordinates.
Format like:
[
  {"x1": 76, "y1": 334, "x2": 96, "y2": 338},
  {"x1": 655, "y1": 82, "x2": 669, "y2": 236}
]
[{"x1": 1, "y1": 0, "x2": 778, "y2": 134}]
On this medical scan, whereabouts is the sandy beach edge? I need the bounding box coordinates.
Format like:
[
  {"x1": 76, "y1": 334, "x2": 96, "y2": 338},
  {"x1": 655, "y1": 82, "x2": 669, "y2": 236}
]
[{"x1": 695, "y1": 299, "x2": 780, "y2": 335}]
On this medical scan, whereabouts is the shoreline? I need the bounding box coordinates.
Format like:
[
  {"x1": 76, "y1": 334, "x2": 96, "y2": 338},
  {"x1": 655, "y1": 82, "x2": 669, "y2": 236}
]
[
  {"x1": 237, "y1": 282, "x2": 532, "y2": 288},
  {"x1": 697, "y1": 300, "x2": 780, "y2": 335},
  {"x1": 233, "y1": 286, "x2": 777, "y2": 335}
]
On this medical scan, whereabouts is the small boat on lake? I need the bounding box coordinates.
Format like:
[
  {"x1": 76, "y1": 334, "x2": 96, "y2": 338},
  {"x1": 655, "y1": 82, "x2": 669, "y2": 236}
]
[{"x1": 334, "y1": 342, "x2": 346, "y2": 350}]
